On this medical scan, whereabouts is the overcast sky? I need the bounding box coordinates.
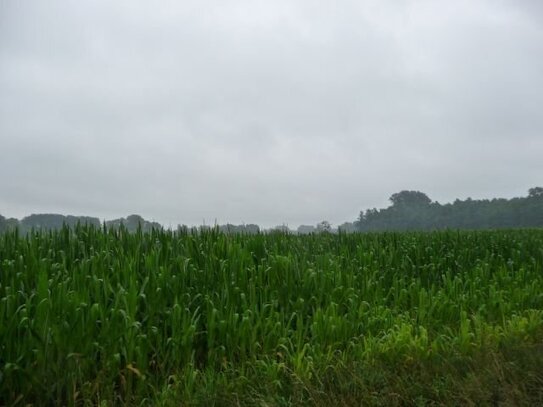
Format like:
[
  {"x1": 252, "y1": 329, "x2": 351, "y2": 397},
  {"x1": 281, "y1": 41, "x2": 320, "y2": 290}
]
[{"x1": 1, "y1": 0, "x2": 542, "y2": 227}]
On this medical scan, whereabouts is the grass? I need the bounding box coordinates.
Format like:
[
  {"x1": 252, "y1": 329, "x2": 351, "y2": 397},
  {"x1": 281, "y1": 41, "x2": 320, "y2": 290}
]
[{"x1": 1, "y1": 226, "x2": 543, "y2": 405}]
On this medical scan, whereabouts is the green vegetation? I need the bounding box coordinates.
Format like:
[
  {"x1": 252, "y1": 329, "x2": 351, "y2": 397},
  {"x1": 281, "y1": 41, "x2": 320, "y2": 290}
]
[
  {"x1": 355, "y1": 188, "x2": 543, "y2": 231},
  {"x1": 3, "y1": 187, "x2": 542, "y2": 236},
  {"x1": 1, "y1": 227, "x2": 543, "y2": 405},
  {"x1": 0, "y1": 214, "x2": 161, "y2": 235},
  {"x1": 105, "y1": 215, "x2": 162, "y2": 233}
]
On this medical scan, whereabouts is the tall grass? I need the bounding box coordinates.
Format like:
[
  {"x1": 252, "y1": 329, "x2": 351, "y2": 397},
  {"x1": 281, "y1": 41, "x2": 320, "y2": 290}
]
[{"x1": 1, "y1": 226, "x2": 543, "y2": 405}]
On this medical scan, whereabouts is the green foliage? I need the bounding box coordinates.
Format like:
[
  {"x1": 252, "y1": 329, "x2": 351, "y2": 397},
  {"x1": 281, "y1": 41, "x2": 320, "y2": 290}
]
[
  {"x1": 105, "y1": 214, "x2": 161, "y2": 233},
  {"x1": 357, "y1": 187, "x2": 543, "y2": 231},
  {"x1": 218, "y1": 224, "x2": 260, "y2": 234},
  {"x1": 0, "y1": 214, "x2": 160, "y2": 235},
  {"x1": 389, "y1": 190, "x2": 432, "y2": 207},
  {"x1": 8, "y1": 214, "x2": 101, "y2": 234},
  {"x1": 529, "y1": 186, "x2": 543, "y2": 198},
  {"x1": 1, "y1": 227, "x2": 543, "y2": 405}
]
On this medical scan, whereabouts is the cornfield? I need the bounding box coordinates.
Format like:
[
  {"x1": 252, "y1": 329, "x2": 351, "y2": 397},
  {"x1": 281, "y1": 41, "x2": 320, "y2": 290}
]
[{"x1": 1, "y1": 226, "x2": 543, "y2": 405}]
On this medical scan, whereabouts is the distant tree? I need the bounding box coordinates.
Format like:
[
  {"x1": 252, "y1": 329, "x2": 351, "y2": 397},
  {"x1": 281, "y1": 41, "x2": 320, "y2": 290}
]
[
  {"x1": 528, "y1": 187, "x2": 543, "y2": 198},
  {"x1": 316, "y1": 221, "x2": 332, "y2": 233},
  {"x1": 65, "y1": 216, "x2": 100, "y2": 228},
  {"x1": 354, "y1": 189, "x2": 543, "y2": 231},
  {"x1": 5, "y1": 218, "x2": 19, "y2": 231},
  {"x1": 106, "y1": 215, "x2": 161, "y2": 233},
  {"x1": 389, "y1": 191, "x2": 432, "y2": 207},
  {"x1": 19, "y1": 214, "x2": 100, "y2": 233},
  {"x1": 218, "y1": 224, "x2": 260, "y2": 234},
  {"x1": 244, "y1": 224, "x2": 260, "y2": 234},
  {"x1": 219, "y1": 224, "x2": 235, "y2": 234}
]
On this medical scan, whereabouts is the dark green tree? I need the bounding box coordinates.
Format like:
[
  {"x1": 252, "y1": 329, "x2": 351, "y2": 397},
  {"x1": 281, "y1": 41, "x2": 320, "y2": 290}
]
[
  {"x1": 528, "y1": 187, "x2": 543, "y2": 198},
  {"x1": 355, "y1": 188, "x2": 543, "y2": 231},
  {"x1": 389, "y1": 191, "x2": 432, "y2": 207}
]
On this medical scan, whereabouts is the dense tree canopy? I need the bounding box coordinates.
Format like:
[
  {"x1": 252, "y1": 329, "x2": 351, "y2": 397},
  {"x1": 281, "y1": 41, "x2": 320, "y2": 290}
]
[
  {"x1": 105, "y1": 215, "x2": 161, "y2": 233},
  {"x1": 19, "y1": 214, "x2": 100, "y2": 233},
  {"x1": 529, "y1": 187, "x2": 543, "y2": 198},
  {"x1": 356, "y1": 187, "x2": 543, "y2": 231},
  {"x1": 389, "y1": 190, "x2": 432, "y2": 208}
]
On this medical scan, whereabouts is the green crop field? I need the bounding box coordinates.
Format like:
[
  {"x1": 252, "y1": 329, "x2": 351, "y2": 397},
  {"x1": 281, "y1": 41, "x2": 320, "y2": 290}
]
[{"x1": 1, "y1": 227, "x2": 543, "y2": 406}]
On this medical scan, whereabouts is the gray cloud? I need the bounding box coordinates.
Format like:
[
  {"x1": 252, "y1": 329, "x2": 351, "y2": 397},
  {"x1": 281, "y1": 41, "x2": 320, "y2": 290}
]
[{"x1": 1, "y1": 0, "x2": 542, "y2": 227}]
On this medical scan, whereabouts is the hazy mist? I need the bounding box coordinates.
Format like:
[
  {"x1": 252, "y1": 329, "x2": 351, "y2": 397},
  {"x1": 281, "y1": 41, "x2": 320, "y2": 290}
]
[{"x1": 1, "y1": 0, "x2": 542, "y2": 227}]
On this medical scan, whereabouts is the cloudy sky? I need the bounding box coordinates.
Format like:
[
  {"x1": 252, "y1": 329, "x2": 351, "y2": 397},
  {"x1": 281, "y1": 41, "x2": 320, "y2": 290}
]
[{"x1": 1, "y1": 0, "x2": 542, "y2": 227}]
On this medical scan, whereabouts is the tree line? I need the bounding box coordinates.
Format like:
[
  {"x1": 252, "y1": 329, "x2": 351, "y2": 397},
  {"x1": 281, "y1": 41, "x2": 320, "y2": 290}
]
[
  {"x1": 353, "y1": 187, "x2": 543, "y2": 231},
  {"x1": 1, "y1": 187, "x2": 541, "y2": 234},
  {"x1": 0, "y1": 214, "x2": 161, "y2": 234}
]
